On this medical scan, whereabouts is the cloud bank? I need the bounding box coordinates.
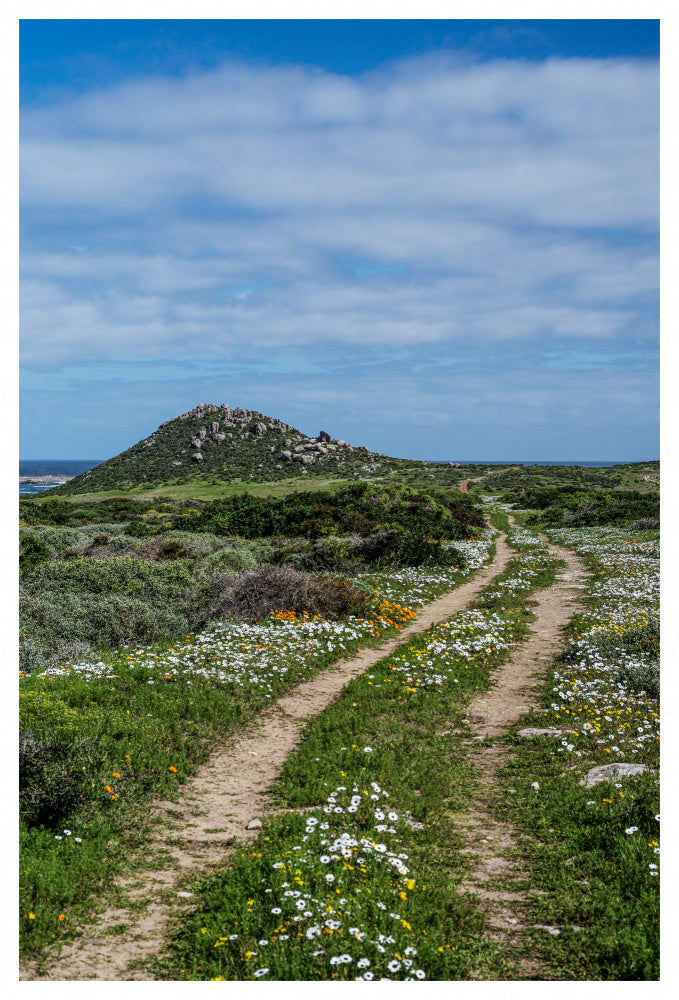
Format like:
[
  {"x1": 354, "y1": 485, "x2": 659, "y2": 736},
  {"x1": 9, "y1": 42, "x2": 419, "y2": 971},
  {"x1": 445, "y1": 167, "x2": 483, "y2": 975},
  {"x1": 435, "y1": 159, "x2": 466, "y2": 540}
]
[{"x1": 20, "y1": 53, "x2": 658, "y2": 458}]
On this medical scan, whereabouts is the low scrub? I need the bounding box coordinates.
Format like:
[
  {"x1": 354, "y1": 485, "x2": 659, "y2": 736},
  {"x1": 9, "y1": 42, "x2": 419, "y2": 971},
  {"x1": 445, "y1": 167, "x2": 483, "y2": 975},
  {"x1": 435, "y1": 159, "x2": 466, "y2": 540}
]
[{"x1": 204, "y1": 564, "x2": 370, "y2": 623}]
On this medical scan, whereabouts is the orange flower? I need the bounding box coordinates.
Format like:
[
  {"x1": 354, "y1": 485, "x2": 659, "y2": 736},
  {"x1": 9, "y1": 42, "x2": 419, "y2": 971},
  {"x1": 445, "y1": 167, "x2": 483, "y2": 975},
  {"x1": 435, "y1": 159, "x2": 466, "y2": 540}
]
[
  {"x1": 58, "y1": 914, "x2": 65, "y2": 922},
  {"x1": 169, "y1": 766, "x2": 178, "y2": 773},
  {"x1": 105, "y1": 785, "x2": 112, "y2": 793}
]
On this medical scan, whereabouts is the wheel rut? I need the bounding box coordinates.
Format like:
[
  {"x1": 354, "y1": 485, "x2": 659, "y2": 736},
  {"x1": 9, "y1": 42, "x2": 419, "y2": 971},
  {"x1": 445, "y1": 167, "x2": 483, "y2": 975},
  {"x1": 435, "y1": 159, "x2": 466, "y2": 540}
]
[
  {"x1": 453, "y1": 530, "x2": 588, "y2": 979},
  {"x1": 21, "y1": 533, "x2": 513, "y2": 982}
]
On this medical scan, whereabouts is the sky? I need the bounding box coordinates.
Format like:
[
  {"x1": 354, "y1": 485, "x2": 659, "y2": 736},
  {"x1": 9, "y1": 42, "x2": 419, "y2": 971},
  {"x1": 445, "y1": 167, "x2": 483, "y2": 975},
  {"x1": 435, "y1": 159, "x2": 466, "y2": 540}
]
[{"x1": 18, "y1": 15, "x2": 660, "y2": 462}]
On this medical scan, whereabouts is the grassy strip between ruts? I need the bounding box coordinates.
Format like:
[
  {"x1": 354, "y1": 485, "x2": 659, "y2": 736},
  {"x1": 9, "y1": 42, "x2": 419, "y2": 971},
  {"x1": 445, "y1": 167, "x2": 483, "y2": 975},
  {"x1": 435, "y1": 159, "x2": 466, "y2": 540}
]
[
  {"x1": 19, "y1": 539, "x2": 495, "y2": 963},
  {"x1": 491, "y1": 523, "x2": 660, "y2": 981},
  {"x1": 151, "y1": 522, "x2": 563, "y2": 981}
]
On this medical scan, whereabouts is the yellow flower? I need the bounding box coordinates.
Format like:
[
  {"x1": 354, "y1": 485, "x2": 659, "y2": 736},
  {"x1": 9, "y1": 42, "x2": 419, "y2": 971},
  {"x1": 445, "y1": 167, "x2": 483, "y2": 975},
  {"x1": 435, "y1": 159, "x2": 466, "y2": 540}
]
[{"x1": 28, "y1": 913, "x2": 35, "y2": 920}]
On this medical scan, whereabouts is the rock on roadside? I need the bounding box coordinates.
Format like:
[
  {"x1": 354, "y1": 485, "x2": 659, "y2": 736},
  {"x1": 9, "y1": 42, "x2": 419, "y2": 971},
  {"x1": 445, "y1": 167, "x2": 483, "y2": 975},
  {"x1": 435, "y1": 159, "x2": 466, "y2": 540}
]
[{"x1": 579, "y1": 763, "x2": 654, "y2": 788}]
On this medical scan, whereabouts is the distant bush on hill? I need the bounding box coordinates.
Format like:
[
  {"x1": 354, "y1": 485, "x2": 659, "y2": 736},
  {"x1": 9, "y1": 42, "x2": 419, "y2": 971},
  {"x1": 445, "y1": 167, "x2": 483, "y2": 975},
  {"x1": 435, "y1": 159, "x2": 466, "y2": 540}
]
[
  {"x1": 172, "y1": 482, "x2": 484, "y2": 540},
  {"x1": 505, "y1": 487, "x2": 659, "y2": 527}
]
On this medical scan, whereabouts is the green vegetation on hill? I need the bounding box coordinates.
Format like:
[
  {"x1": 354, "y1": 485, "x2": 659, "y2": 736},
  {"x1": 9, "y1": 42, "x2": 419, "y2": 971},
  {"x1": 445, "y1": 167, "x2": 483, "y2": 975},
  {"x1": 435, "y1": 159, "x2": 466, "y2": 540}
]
[
  {"x1": 501, "y1": 486, "x2": 659, "y2": 529},
  {"x1": 51, "y1": 402, "x2": 472, "y2": 496},
  {"x1": 469, "y1": 461, "x2": 659, "y2": 496}
]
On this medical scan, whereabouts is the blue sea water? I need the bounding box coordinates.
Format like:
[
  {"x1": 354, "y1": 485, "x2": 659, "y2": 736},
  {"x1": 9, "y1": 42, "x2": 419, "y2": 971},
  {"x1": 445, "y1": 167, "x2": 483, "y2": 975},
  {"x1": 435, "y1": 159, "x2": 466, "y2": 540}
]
[{"x1": 19, "y1": 460, "x2": 102, "y2": 496}]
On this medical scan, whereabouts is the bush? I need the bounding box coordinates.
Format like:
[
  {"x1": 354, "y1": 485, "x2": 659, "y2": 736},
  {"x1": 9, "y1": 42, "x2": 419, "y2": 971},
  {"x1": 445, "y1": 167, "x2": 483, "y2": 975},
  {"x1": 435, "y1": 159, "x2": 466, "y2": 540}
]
[
  {"x1": 277, "y1": 536, "x2": 363, "y2": 574},
  {"x1": 205, "y1": 564, "x2": 370, "y2": 623},
  {"x1": 107, "y1": 534, "x2": 140, "y2": 552},
  {"x1": 19, "y1": 638, "x2": 48, "y2": 675},
  {"x1": 20, "y1": 590, "x2": 191, "y2": 654},
  {"x1": 354, "y1": 529, "x2": 465, "y2": 568},
  {"x1": 30, "y1": 526, "x2": 92, "y2": 554},
  {"x1": 125, "y1": 519, "x2": 157, "y2": 538},
  {"x1": 23, "y1": 555, "x2": 196, "y2": 599},
  {"x1": 19, "y1": 731, "x2": 86, "y2": 828},
  {"x1": 19, "y1": 532, "x2": 52, "y2": 575},
  {"x1": 619, "y1": 662, "x2": 660, "y2": 698},
  {"x1": 591, "y1": 621, "x2": 659, "y2": 660},
  {"x1": 201, "y1": 546, "x2": 258, "y2": 574},
  {"x1": 628, "y1": 518, "x2": 660, "y2": 531},
  {"x1": 137, "y1": 537, "x2": 193, "y2": 561}
]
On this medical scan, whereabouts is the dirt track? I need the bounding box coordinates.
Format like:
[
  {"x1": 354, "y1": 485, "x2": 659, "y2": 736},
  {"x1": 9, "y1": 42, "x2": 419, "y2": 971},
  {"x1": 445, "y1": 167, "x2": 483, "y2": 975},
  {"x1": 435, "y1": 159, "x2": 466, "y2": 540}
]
[{"x1": 453, "y1": 535, "x2": 587, "y2": 977}]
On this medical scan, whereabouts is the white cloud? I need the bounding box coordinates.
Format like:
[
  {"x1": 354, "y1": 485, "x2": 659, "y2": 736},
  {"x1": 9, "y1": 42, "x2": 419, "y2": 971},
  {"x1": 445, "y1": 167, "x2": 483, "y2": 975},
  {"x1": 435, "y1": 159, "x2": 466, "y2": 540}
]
[{"x1": 20, "y1": 54, "x2": 658, "y2": 372}]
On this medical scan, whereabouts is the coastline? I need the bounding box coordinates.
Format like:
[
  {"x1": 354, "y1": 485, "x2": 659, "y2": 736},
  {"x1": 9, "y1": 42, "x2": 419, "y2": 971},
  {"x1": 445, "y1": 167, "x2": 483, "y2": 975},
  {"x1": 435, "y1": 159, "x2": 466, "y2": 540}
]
[{"x1": 19, "y1": 476, "x2": 74, "y2": 484}]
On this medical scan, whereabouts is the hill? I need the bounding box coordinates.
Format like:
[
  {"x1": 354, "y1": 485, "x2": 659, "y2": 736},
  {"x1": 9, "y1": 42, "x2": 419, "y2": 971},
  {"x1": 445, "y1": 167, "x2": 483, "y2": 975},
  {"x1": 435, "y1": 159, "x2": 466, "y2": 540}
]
[{"x1": 49, "y1": 403, "x2": 462, "y2": 497}]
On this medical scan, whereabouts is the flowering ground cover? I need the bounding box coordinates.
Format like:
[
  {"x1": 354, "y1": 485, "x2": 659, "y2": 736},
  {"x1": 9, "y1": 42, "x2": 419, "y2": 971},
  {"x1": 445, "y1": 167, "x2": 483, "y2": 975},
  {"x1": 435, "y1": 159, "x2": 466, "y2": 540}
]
[
  {"x1": 19, "y1": 539, "x2": 494, "y2": 963},
  {"x1": 495, "y1": 524, "x2": 660, "y2": 980},
  {"x1": 154, "y1": 526, "x2": 564, "y2": 980},
  {"x1": 354, "y1": 535, "x2": 495, "y2": 606}
]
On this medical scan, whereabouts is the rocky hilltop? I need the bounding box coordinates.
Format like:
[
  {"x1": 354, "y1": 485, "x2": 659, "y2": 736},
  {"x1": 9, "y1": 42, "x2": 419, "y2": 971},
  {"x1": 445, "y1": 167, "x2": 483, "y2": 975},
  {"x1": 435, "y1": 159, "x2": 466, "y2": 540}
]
[{"x1": 52, "y1": 403, "x2": 415, "y2": 495}]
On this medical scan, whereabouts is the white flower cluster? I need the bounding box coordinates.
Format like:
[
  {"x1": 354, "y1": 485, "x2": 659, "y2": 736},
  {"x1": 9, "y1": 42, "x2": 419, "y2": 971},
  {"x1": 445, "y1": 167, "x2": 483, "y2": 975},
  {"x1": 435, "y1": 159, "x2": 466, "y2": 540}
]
[
  {"x1": 222, "y1": 782, "x2": 427, "y2": 980},
  {"x1": 387, "y1": 610, "x2": 520, "y2": 689},
  {"x1": 355, "y1": 533, "x2": 495, "y2": 606}
]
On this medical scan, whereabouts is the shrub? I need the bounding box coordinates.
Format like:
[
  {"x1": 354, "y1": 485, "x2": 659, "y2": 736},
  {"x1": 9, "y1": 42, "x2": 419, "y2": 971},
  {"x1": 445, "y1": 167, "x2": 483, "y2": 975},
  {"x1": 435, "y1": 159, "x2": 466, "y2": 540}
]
[
  {"x1": 628, "y1": 518, "x2": 660, "y2": 531},
  {"x1": 45, "y1": 639, "x2": 96, "y2": 670},
  {"x1": 107, "y1": 534, "x2": 140, "y2": 552},
  {"x1": 31, "y1": 526, "x2": 92, "y2": 554},
  {"x1": 20, "y1": 590, "x2": 191, "y2": 654},
  {"x1": 125, "y1": 520, "x2": 157, "y2": 538},
  {"x1": 137, "y1": 537, "x2": 193, "y2": 561},
  {"x1": 19, "y1": 731, "x2": 86, "y2": 828},
  {"x1": 277, "y1": 536, "x2": 363, "y2": 574},
  {"x1": 24, "y1": 555, "x2": 196, "y2": 599},
  {"x1": 201, "y1": 546, "x2": 258, "y2": 574},
  {"x1": 353, "y1": 529, "x2": 465, "y2": 568},
  {"x1": 19, "y1": 532, "x2": 52, "y2": 575},
  {"x1": 205, "y1": 564, "x2": 370, "y2": 623},
  {"x1": 19, "y1": 638, "x2": 48, "y2": 676},
  {"x1": 591, "y1": 621, "x2": 659, "y2": 660},
  {"x1": 617, "y1": 662, "x2": 660, "y2": 698}
]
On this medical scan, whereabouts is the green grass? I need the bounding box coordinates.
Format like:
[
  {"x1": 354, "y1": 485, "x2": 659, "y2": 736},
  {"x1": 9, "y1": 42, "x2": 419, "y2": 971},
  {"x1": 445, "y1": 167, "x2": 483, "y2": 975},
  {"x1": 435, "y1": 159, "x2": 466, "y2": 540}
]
[
  {"x1": 494, "y1": 740, "x2": 659, "y2": 980},
  {"x1": 50, "y1": 477, "x2": 357, "y2": 503}
]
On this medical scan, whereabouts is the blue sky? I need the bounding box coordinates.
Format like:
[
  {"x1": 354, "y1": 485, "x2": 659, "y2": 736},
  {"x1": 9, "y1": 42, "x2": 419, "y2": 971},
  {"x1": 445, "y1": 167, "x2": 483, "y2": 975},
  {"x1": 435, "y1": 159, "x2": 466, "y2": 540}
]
[{"x1": 19, "y1": 17, "x2": 659, "y2": 461}]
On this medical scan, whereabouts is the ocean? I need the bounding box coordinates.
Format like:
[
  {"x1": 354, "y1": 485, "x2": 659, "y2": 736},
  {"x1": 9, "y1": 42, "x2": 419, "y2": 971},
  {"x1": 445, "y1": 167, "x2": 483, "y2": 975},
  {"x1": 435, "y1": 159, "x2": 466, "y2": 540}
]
[{"x1": 19, "y1": 460, "x2": 103, "y2": 496}]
